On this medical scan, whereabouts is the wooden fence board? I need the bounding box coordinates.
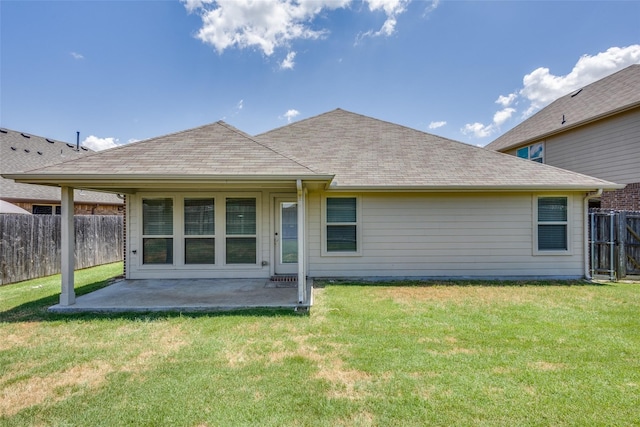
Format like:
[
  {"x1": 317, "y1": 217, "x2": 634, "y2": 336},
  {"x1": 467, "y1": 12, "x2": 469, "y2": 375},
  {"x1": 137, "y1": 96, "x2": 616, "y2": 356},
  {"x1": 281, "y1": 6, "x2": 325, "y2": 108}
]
[{"x1": 0, "y1": 214, "x2": 123, "y2": 285}]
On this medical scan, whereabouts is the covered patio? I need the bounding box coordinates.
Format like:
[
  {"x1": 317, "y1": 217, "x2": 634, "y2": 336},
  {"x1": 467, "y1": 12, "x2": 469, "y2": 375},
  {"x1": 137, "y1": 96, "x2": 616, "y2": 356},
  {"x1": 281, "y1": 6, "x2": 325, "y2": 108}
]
[{"x1": 48, "y1": 278, "x2": 313, "y2": 313}]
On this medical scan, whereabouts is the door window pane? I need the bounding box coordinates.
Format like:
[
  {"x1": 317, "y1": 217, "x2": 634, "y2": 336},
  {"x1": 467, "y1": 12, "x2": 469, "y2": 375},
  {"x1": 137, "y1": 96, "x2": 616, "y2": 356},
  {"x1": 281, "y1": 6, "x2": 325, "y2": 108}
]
[{"x1": 281, "y1": 202, "x2": 298, "y2": 263}]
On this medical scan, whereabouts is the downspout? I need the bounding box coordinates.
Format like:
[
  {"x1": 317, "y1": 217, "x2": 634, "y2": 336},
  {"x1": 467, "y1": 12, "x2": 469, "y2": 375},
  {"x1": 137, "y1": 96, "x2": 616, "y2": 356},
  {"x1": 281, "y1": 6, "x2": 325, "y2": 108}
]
[
  {"x1": 584, "y1": 188, "x2": 603, "y2": 280},
  {"x1": 296, "y1": 179, "x2": 306, "y2": 304}
]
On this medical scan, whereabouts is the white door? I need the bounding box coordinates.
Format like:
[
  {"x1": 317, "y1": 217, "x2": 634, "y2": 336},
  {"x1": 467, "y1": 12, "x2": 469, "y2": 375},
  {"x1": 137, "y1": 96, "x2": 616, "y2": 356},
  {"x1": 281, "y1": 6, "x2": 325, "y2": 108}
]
[{"x1": 274, "y1": 199, "x2": 298, "y2": 275}]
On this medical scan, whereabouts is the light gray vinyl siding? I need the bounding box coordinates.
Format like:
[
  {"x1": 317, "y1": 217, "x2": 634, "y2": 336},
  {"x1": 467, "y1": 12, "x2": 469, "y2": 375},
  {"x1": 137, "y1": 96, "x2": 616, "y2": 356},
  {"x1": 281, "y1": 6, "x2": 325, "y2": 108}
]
[
  {"x1": 532, "y1": 109, "x2": 639, "y2": 185},
  {"x1": 306, "y1": 192, "x2": 585, "y2": 279}
]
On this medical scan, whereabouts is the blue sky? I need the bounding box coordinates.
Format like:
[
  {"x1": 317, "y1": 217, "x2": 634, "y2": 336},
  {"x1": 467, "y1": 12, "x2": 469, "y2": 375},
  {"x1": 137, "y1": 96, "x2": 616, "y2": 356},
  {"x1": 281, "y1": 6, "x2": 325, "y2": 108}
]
[{"x1": 1, "y1": 0, "x2": 639, "y2": 151}]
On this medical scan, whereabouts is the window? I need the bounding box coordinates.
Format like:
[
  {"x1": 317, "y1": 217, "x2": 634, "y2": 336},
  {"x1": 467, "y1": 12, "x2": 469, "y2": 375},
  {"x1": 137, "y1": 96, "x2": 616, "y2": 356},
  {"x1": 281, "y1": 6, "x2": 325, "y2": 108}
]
[
  {"x1": 142, "y1": 198, "x2": 173, "y2": 264},
  {"x1": 32, "y1": 205, "x2": 61, "y2": 215},
  {"x1": 225, "y1": 198, "x2": 257, "y2": 264},
  {"x1": 184, "y1": 198, "x2": 215, "y2": 264},
  {"x1": 516, "y1": 143, "x2": 544, "y2": 163},
  {"x1": 326, "y1": 197, "x2": 358, "y2": 253},
  {"x1": 536, "y1": 196, "x2": 569, "y2": 253}
]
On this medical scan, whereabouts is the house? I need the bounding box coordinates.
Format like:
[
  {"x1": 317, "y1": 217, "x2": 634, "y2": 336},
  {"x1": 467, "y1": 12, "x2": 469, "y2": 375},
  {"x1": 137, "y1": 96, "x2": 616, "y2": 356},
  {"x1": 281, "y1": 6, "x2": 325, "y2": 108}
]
[
  {"x1": 3, "y1": 109, "x2": 622, "y2": 307},
  {"x1": 486, "y1": 64, "x2": 640, "y2": 210},
  {"x1": 0, "y1": 128, "x2": 123, "y2": 214}
]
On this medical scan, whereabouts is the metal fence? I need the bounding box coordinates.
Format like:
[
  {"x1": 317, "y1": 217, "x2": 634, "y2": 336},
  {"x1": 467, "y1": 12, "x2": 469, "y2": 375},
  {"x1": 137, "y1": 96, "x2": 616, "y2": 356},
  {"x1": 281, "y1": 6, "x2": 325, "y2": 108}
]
[
  {"x1": 589, "y1": 209, "x2": 640, "y2": 280},
  {"x1": 0, "y1": 214, "x2": 123, "y2": 285}
]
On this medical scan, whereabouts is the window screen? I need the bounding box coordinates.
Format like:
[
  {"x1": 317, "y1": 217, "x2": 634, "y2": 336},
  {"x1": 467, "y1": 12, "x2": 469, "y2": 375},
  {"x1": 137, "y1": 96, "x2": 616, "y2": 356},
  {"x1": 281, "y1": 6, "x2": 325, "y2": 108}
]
[
  {"x1": 326, "y1": 197, "x2": 357, "y2": 252},
  {"x1": 537, "y1": 197, "x2": 568, "y2": 251}
]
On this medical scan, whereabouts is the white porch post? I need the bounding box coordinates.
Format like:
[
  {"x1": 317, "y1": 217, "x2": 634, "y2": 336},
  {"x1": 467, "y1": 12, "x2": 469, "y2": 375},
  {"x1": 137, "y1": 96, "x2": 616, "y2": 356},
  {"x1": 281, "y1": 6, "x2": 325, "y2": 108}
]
[
  {"x1": 296, "y1": 180, "x2": 306, "y2": 304},
  {"x1": 60, "y1": 186, "x2": 76, "y2": 305}
]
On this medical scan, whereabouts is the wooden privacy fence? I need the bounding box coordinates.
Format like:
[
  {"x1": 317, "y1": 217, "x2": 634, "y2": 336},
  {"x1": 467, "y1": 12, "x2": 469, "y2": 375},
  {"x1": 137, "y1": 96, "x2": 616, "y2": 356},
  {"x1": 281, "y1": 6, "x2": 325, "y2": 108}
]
[
  {"x1": 0, "y1": 214, "x2": 123, "y2": 285},
  {"x1": 589, "y1": 209, "x2": 640, "y2": 280}
]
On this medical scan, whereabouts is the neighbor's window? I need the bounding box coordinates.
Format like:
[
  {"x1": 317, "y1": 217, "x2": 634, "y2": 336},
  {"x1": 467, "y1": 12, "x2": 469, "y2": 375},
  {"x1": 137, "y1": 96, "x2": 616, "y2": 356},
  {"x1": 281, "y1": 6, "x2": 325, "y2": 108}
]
[
  {"x1": 184, "y1": 198, "x2": 215, "y2": 264},
  {"x1": 225, "y1": 198, "x2": 257, "y2": 264},
  {"x1": 326, "y1": 197, "x2": 358, "y2": 252},
  {"x1": 142, "y1": 198, "x2": 174, "y2": 264},
  {"x1": 32, "y1": 205, "x2": 61, "y2": 215},
  {"x1": 536, "y1": 197, "x2": 568, "y2": 252},
  {"x1": 517, "y1": 143, "x2": 544, "y2": 163}
]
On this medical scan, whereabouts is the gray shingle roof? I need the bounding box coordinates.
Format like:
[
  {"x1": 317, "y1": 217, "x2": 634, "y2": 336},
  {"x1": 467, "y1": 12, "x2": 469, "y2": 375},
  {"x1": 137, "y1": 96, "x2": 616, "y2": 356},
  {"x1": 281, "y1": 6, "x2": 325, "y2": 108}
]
[
  {"x1": 487, "y1": 64, "x2": 640, "y2": 152},
  {"x1": 256, "y1": 109, "x2": 620, "y2": 190},
  {"x1": 5, "y1": 110, "x2": 622, "y2": 192},
  {"x1": 18, "y1": 121, "x2": 319, "y2": 177},
  {"x1": 0, "y1": 128, "x2": 123, "y2": 204}
]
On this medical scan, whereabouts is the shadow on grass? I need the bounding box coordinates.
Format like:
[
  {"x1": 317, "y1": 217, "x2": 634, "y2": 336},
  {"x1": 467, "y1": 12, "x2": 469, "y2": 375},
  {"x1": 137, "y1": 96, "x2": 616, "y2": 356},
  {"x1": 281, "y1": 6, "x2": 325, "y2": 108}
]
[{"x1": 0, "y1": 277, "x2": 304, "y2": 323}]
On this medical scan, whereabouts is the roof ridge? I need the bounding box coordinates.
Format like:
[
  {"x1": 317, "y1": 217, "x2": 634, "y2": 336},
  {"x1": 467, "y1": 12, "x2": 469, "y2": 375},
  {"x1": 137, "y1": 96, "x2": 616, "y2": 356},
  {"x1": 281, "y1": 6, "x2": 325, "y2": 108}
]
[{"x1": 219, "y1": 121, "x2": 322, "y2": 174}]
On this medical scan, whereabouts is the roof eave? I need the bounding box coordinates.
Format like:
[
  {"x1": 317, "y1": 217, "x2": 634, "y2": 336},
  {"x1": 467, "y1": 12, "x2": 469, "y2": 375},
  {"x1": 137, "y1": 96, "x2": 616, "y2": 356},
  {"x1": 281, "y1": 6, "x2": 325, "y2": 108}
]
[
  {"x1": 3, "y1": 173, "x2": 335, "y2": 191},
  {"x1": 325, "y1": 184, "x2": 626, "y2": 192}
]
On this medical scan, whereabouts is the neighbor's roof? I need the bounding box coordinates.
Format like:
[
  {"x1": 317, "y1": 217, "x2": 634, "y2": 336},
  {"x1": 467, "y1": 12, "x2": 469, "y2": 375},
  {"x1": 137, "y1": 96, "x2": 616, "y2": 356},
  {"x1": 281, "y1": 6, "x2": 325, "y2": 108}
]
[
  {"x1": 0, "y1": 128, "x2": 123, "y2": 205},
  {"x1": 487, "y1": 64, "x2": 640, "y2": 152},
  {"x1": 3, "y1": 121, "x2": 332, "y2": 192},
  {"x1": 256, "y1": 109, "x2": 622, "y2": 190}
]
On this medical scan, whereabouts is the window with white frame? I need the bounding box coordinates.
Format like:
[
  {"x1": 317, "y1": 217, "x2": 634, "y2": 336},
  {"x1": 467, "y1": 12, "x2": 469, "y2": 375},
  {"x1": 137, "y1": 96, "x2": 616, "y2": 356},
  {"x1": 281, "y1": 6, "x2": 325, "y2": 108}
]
[
  {"x1": 536, "y1": 196, "x2": 569, "y2": 252},
  {"x1": 225, "y1": 198, "x2": 257, "y2": 264},
  {"x1": 325, "y1": 197, "x2": 358, "y2": 253},
  {"x1": 517, "y1": 143, "x2": 544, "y2": 163},
  {"x1": 184, "y1": 198, "x2": 215, "y2": 264},
  {"x1": 142, "y1": 198, "x2": 174, "y2": 264}
]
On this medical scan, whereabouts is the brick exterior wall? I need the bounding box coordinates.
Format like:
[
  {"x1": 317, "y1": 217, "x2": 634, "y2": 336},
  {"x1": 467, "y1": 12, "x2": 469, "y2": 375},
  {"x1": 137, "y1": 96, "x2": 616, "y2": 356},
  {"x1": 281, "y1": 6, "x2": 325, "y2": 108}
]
[
  {"x1": 13, "y1": 201, "x2": 123, "y2": 215},
  {"x1": 600, "y1": 182, "x2": 640, "y2": 211}
]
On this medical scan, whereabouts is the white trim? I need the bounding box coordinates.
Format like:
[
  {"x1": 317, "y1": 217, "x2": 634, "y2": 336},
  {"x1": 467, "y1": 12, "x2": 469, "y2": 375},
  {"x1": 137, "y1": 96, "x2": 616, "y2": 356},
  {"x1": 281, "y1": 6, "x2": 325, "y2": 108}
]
[
  {"x1": 321, "y1": 194, "x2": 362, "y2": 256},
  {"x1": 532, "y1": 194, "x2": 572, "y2": 256}
]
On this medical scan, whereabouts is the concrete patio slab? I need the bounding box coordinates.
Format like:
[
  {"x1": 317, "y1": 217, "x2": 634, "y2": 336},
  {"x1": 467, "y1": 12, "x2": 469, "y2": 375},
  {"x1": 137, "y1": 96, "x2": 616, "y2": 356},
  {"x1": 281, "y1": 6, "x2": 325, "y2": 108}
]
[{"x1": 48, "y1": 278, "x2": 313, "y2": 313}]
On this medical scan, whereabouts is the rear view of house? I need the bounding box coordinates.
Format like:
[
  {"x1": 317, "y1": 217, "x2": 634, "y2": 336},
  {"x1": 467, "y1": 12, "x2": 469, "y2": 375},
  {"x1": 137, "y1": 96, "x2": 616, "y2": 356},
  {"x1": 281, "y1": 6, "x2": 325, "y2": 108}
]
[
  {"x1": 487, "y1": 64, "x2": 640, "y2": 210},
  {"x1": 3, "y1": 109, "x2": 622, "y2": 308}
]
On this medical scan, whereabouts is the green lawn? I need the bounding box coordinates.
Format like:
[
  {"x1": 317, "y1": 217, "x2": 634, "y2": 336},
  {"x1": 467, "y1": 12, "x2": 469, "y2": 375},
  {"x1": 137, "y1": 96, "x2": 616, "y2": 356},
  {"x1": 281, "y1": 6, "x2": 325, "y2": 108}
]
[{"x1": 1, "y1": 265, "x2": 639, "y2": 426}]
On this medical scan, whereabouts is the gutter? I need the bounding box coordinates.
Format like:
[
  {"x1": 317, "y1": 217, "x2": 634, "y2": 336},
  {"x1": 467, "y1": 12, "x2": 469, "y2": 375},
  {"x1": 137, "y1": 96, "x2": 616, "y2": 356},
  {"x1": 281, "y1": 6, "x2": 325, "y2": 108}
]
[{"x1": 583, "y1": 188, "x2": 603, "y2": 280}]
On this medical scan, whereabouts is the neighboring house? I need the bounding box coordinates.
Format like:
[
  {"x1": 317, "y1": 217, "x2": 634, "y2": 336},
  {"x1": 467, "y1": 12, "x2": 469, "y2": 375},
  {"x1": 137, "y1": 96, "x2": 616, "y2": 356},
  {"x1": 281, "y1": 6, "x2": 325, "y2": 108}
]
[
  {"x1": 0, "y1": 128, "x2": 123, "y2": 214},
  {"x1": 486, "y1": 64, "x2": 640, "y2": 211},
  {"x1": 3, "y1": 109, "x2": 622, "y2": 307}
]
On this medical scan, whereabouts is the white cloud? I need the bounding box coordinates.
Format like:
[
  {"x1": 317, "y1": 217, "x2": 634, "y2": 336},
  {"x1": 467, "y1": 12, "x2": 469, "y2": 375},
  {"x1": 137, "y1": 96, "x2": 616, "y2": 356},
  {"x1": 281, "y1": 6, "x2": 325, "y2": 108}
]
[
  {"x1": 70, "y1": 52, "x2": 84, "y2": 60},
  {"x1": 520, "y1": 45, "x2": 640, "y2": 117},
  {"x1": 184, "y1": 0, "x2": 350, "y2": 56},
  {"x1": 182, "y1": 0, "x2": 421, "y2": 55},
  {"x1": 280, "y1": 51, "x2": 296, "y2": 70},
  {"x1": 462, "y1": 122, "x2": 494, "y2": 138},
  {"x1": 282, "y1": 109, "x2": 300, "y2": 123},
  {"x1": 496, "y1": 93, "x2": 516, "y2": 107},
  {"x1": 82, "y1": 135, "x2": 120, "y2": 151},
  {"x1": 493, "y1": 107, "x2": 516, "y2": 127},
  {"x1": 463, "y1": 45, "x2": 640, "y2": 139},
  {"x1": 237, "y1": 99, "x2": 244, "y2": 110},
  {"x1": 428, "y1": 121, "x2": 446, "y2": 129}
]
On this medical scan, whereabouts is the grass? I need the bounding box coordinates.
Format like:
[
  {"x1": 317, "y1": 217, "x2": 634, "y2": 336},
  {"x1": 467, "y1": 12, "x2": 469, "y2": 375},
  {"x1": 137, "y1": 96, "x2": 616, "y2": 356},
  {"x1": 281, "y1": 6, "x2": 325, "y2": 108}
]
[{"x1": 1, "y1": 265, "x2": 639, "y2": 426}]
